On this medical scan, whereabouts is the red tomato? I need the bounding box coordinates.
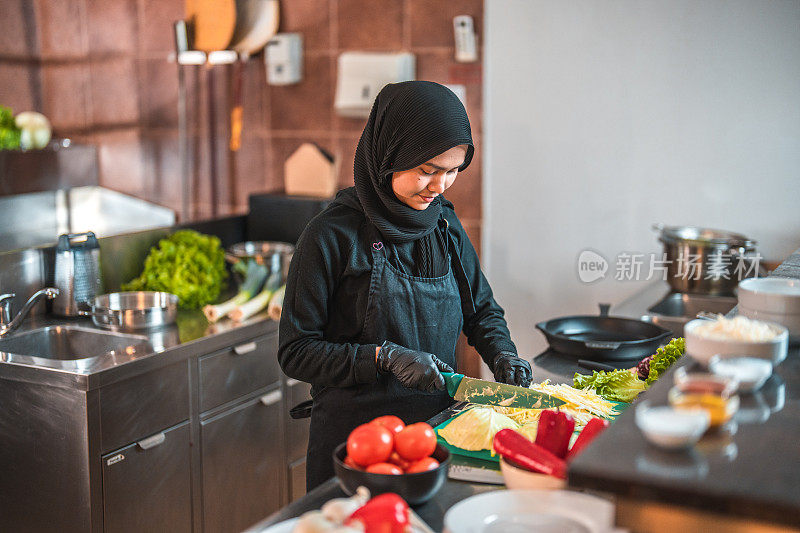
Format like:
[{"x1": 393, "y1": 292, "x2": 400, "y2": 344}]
[
  {"x1": 394, "y1": 422, "x2": 436, "y2": 461},
  {"x1": 388, "y1": 451, "x2": 411, "y2": 470},
  {"x1": 344, "y1": 455, "x2": 360, "y2": 469},
  {"x1": 371, "y1": 415, "x2": 406, "y2": 435},
  {"x1": 405, "y1": 457, "x2": 439, "y2": 473},
  {"x1": 365, "y1": 462, "x2": 403, "y2": 475},
  {"x1": 347, "y1": 423, "x2": 393, "y2": 467}
]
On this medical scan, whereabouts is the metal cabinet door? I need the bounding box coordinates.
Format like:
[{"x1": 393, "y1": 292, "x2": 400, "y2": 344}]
[
  {"x1": 199, "y1": 332, "x2": 280, "y2": 412},
  {"x1": 101, "y1": 421, "x2": 192, "y2": 533},
  {"x1": 201, "y1": 388, "x2": 285, "y2": 533}
]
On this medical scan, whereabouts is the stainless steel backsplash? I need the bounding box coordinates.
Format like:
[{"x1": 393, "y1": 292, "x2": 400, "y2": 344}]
[{"x1": 0, "y1": 215, "x2": 246, "y2": 317}]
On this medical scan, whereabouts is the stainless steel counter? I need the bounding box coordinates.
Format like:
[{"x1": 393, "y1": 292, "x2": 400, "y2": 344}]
[{"x1": 0, "y1": 310, "x2": 278, "y2": 390}]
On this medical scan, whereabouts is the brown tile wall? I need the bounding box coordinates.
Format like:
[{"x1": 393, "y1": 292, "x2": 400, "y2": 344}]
[{"x1": 0, "y1": 0, "x2": 484, "y2": 376}]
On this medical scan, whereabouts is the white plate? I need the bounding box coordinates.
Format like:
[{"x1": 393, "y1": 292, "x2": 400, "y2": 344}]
[{"x1": 443, "y1": 489, "x2": 614, "y2": 533}]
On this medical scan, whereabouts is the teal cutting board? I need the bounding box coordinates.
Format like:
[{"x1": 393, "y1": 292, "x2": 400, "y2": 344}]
[{"x1": 435, "y1": 401, "x2": 629, "y2": 463}]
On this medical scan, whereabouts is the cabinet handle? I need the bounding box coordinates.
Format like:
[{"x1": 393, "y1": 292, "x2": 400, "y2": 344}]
[
  {"x1": 260, "y1": 390, "x2": 282, "y2": 406},
  {"x1": 137, "y1": 432, "x2": 166, "y2": 450},
  {"x1": 286, "y1": 378, "x2": 301, "y2": 387},
  {"x1": 233, "y1": 341, "x2": 257, "y2": 355}
]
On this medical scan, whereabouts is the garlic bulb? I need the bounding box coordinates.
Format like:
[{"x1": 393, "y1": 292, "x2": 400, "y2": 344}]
[{"x1": 320, "y1": 486, "x2": 371, "y2": 524}]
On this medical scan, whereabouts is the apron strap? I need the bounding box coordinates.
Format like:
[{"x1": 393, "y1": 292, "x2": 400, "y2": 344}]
[{"x1": 442, "y1": 218, "x2": 477, "y2": 318}]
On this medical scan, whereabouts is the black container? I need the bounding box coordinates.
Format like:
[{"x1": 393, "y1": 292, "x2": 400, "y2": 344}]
[{"x1": 332, "y1": 442, "x2": 449, "y2": 506}]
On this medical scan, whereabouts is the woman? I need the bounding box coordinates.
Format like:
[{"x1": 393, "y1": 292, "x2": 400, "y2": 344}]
[{"x1": 278, "y1": 81, "x2": 532, "y2": 489}]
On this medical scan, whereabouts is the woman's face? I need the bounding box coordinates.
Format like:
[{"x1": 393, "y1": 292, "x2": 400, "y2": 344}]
[{"x1": 390, "y1": 145, "x2": 468, "y2": 210}]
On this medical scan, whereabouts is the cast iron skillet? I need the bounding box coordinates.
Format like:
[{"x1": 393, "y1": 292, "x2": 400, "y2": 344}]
[{"x1": 536, "y1": 304, "x2": 673, "y2": 362}]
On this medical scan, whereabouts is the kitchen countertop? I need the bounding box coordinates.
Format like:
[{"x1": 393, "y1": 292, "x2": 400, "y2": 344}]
[
  {"x1": 569, "y1": 334, "x2": 799, "y2": 528},
  {"x1": 0, "y1": 309, "x2": 278, "y2": 390}
]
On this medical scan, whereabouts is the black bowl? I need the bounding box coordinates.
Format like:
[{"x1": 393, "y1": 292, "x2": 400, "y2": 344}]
[{"x1": 332, "y1": 442, "x2": 450, "y2": 506}]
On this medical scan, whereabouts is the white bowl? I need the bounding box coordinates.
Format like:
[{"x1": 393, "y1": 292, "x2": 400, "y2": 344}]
[
  {"x1": 635, "y1": 401, "x2": 710, "y2": 450},
  {"x1": 738, "y1": 278, "x2": 800, "y2": 337},
  {"x1": 708, "y1": 355, "x2": 772, "y2": 393},
  {"x1": 738, "y1": 278, "x2": 800, "y2": 313},
  {"x1": 684, "y1": 318, "x2": 789, "y2": 366},
  {"x1": 499, "y1": 457, "x2": 567, "y2": 491}
]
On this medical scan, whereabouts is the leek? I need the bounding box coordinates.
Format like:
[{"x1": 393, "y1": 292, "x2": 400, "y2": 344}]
[
  {"x1": 267, "y1": 284, "x2": 285, "y2": 321},
  {"x1": 228, "y1": 269, "x2": 282, "y2": 323},
  {"x1": 203, "y1": 260, "x2": 268, "y2": 323}
]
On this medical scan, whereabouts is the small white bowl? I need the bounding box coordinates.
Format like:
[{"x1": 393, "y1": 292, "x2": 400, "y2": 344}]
[
  {"x1": 684, "y1": 318, "x2": 789, "y2": 366},
  {"x1": 499, "y1": 457, "x2": 567, "y2": 490},
  {"x1": 738, "y1": 278, "x2": 800, "y2": 338},
  {"x1": 635, "y1": 401, "x2": 710, "y2": 450},
  {"x1": 708, "y1": 355, "x2": 772, "y2": 393}
]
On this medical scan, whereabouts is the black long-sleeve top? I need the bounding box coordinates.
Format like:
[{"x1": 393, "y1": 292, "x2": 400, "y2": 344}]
[{"x1": 278, "y1": 189, "x2": 517, "y2": 394}]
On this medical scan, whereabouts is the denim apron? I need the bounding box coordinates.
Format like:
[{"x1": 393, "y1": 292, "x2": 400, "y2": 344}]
[{"x1": 305, "y1": 220, "x2": 473, "y2": 489}]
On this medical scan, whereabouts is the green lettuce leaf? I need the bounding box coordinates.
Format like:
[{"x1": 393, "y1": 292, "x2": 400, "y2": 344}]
[
  {"x1": 573, "y1": 369, "x2": 647, "y2": 403},
  {"x1": 646, "y1": 337, "x2": 686, "y2": 385}
]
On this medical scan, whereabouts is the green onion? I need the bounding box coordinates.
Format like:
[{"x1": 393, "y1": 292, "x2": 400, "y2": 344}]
[{"x1": 203, "y1": 260, "x2": 268, "y2": 323}]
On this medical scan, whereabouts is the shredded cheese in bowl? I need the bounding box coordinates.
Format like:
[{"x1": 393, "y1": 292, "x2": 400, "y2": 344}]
[{"x1": 692, "y1": 316, "x2": 780, "y2": 342}]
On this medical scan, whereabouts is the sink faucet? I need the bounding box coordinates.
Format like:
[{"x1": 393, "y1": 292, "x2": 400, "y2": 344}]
[{"x1": 0, "y1": 288, "x2": 60, "y2": 337}]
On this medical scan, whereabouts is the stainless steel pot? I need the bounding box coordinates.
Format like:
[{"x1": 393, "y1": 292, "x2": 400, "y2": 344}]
[
  {"x1": 654, "y1": 224, "x2": 761, "y2": 296},
  {"x1": 80, "y1": 292, "x2": 178, "y2": 331},
  {"x1": 226, "y1": 241, "x2": 294, "y2": 284}
]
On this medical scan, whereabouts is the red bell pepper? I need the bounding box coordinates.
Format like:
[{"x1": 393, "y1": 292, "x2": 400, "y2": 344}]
[
  {"x1": 566, "y1": 417, "x2": 609, "y2": 461},
  {"x1": 346, "y1": 493, "x2": 410, "y2": 533},
  {"x1": 493, "y1": 428, "x2": 567, "y2": 479},
  {"x1": 534, "y1": 409, "x2": 575, "y2": 459}
]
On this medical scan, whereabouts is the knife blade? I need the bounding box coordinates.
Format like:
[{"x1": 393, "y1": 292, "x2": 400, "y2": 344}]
[{"x1": 442, "y1": 372, "x2": 566, "y2": 410}]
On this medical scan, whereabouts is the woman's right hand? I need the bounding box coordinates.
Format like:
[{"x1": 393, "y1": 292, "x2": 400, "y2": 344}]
[{"x1": 376, "y1": 341, "x2": 453, "y2": 392}]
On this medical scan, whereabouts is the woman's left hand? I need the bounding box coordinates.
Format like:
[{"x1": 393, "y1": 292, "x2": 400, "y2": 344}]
[{"x1": 492, "y1": 352, "x2": 533, "y2": 387}]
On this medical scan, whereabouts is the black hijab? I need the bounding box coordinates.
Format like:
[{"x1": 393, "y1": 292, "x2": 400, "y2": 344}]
[{"x1": 353, "y1": 81, "x2": 474, "y2": 244}]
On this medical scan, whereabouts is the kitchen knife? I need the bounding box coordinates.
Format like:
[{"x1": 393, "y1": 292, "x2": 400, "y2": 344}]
[{"x1": 441, "y1": 372, "x2": 566, "y2": 410}]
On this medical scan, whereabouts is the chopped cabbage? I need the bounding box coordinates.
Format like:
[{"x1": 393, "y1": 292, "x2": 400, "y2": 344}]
[
  {"x1": 437, "y1": 406, "x2": 518, "y2": 451},
  {"x1": 515, "y1": 423, "x2": 539, "y2": 443}
]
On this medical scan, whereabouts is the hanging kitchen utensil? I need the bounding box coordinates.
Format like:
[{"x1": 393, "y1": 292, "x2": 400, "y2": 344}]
[
  {"x1": 228, "y1": 0, "x2": 280, "y2": 157},
  {"x1": 229, "y1": 0, "x2": 280, "y2": 55},
  {"x1": 186, "y1": 0, "x2": 237, "y2": 52},
  {"x1": 207, "y1": 65, "x2": 219, "y2": 218},
  {"x1": 536, "y1": 304, "x2": 673, "y2": 362}
]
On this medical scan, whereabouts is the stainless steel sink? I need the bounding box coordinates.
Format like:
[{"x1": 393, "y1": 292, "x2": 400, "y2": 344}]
[{"x1": 0, "y1": 325, "x2": 151, "y2": 360}]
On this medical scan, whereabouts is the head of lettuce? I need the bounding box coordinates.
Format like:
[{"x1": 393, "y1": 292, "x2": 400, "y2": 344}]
[{"x1": 122, "y1": 230, "x2": 227, "y2": 309}]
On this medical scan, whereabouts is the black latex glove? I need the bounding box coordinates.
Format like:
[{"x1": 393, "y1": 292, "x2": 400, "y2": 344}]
[
  {"x1": 376, "y1": 341, "x2": 454, "y2": 392},
  {"x1": 492, "y1": 352, "x2": 533, "y2": 387}
]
